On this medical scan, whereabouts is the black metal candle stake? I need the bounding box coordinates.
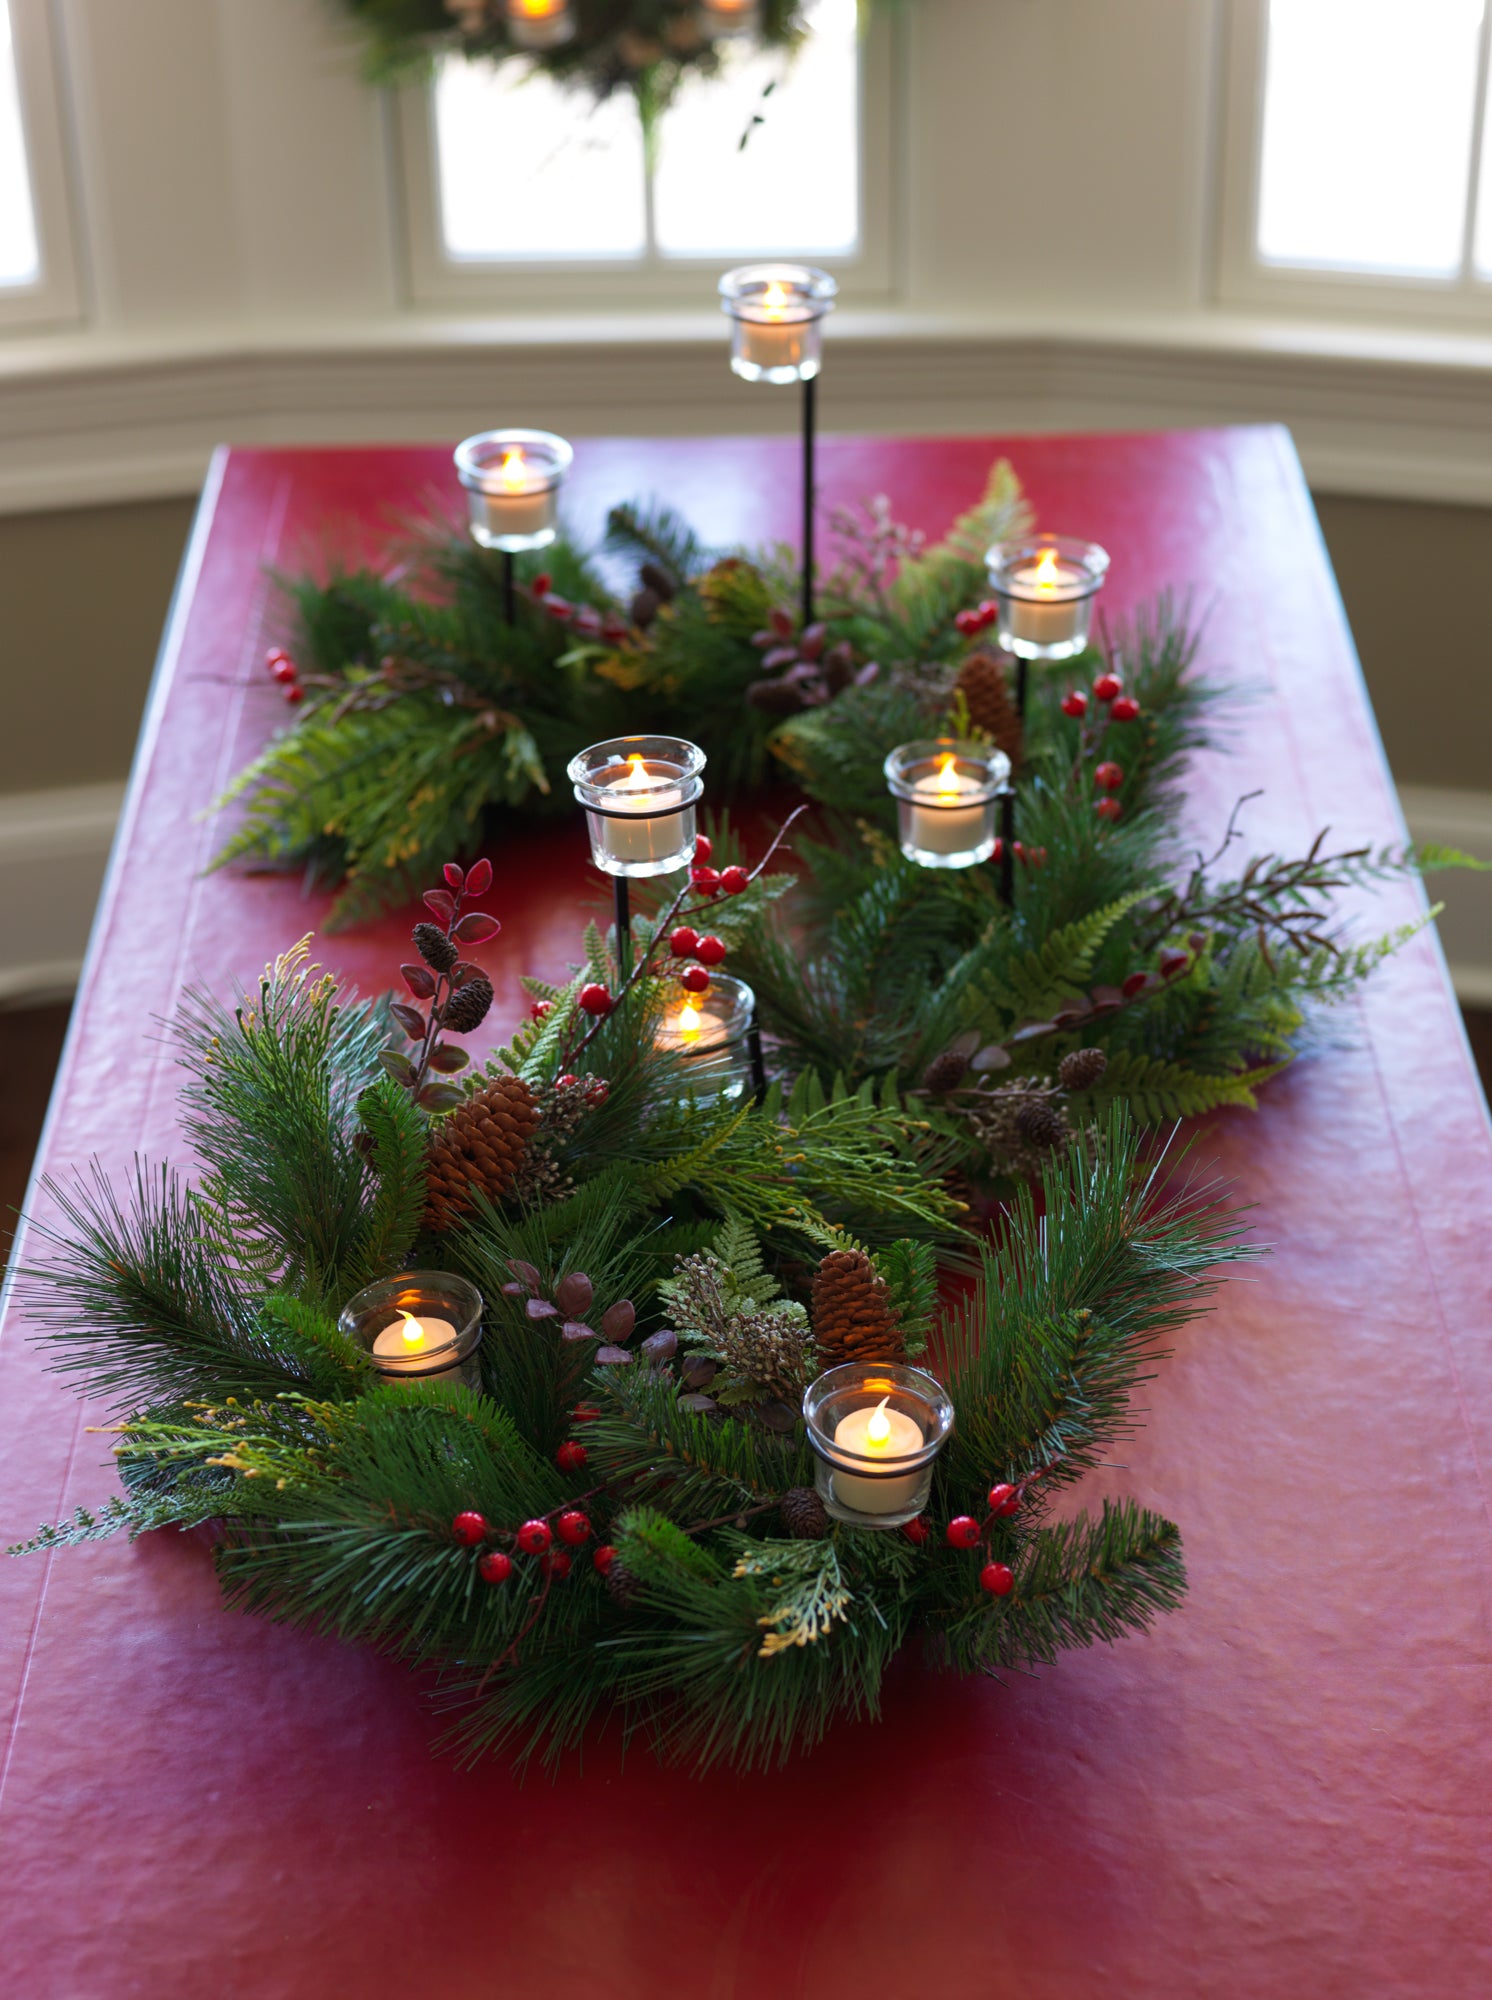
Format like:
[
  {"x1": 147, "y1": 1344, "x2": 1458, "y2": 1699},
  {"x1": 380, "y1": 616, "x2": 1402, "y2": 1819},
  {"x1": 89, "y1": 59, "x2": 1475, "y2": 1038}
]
[
  {"x1": 1015, "y1": 657, "x2": 1029, "y2": 722},
  {"x1": 801, "y1": 374, "x2": 817, "y2": 629},
  {"x1": 613, "y1": 875, "x2": 632, "y2": 981},
  {"x1": 748, "y1": 1023, "x2": 768, "y2": 1104},
  {"x1": 999, "y1": 791, "x2": 1016, "y2": 906},
  {"x1": 502, "y1": 551, "x2": 516, "y2": 626}
]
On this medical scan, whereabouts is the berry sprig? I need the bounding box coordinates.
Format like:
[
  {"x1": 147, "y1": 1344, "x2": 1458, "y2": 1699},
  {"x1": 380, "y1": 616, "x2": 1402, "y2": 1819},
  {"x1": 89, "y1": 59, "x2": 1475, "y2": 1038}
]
[
  {"x1": 953, "y1": 599, "x2": 1000, "y2": 639},
  {"x1": 264, "y1": 647, "x2": 305, "y2": 706},
  {"x1": 933, "y1": 1464, "x2": 1066, "y2": 1597},
  {"x1": 380, "y1": 859, "x2": 500, "y2": 1110},
  {"x1": 530, "y1": 572, "x2": 632, "y2": 646},
  {"x1": 1059, "y1": 660, "x2": 1143, "y2": 823}
]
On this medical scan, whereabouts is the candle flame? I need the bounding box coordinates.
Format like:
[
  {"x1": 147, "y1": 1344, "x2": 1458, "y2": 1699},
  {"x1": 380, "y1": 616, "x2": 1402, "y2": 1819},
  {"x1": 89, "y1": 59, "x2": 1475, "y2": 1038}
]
[
  {"x1": 499, "y1": 447, "x2": 528, "y2": 490},
  {"x1": 762, "y1": 280, "x2": 790, "y2": 319},
  {"x1": 1033, "y1": 545, "x2": 1063, "y2": 592},
  {"x1": 677, "y1": 1001, "x2": 702, "y2": 1043},
  {"x1": 512, "y1": 0, "x2": 562, "y2": 19},
  {"x1": 398, "y1": 1309, "x2": 425, "y2": 1348},
  {"x1": 615, "y1": 753, "x2": 652, "y2": 791},
  {"x1": 934, "y1": 752, "x2": 961, "y2": 797},
  {"x1": 865, "y1": 1397, "x2": 892, "y2": 1450}
]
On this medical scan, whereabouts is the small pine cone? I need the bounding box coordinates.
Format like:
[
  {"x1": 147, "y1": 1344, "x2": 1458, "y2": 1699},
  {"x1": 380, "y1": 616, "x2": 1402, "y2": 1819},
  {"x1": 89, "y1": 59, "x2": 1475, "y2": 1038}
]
[
  {"x1": 605, "y1": 1560, "x2": 640, "y2": 1608},
  {"x1": 1015, "y1": 1100, "x2": 1067, "y2": 1150},
  {"x1": 639, "y1": 561, "x2": 676, "y2": 603},
  {"x1": 780, "y1": 1487, "x2": 829, "y2": 1540},
  {"x1": 956, "y1": 651, "x2": 1023, "y2": 764},
  {"x1": 413, "y1": 922, "x2": 459, "y2": 974},
  {"x1": 629, "y1": 586, "x2": 661, "y2": 628},
  {"x1": 425, "y1": 1075, "x2": 540, "y2": 1230},
  {"x1": 1058, "y1": 1047, "x2": 1108, "y2": 1092},
  {"x1": 442, "y1": 974, "x2": 494, "y2": 1035},
  {"x1": 922, "y1": 1048, "x2": 969, "y2": 1095},
  {"x1": 811, "y1": 1249, "x2": 905, "y2": 1369}
]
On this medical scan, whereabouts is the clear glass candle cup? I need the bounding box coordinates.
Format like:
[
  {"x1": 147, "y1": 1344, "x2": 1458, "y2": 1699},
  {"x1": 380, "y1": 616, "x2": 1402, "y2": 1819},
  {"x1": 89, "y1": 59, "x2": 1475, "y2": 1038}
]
[
  {"x1": 883, "y1": 739, "x2": 1012, "y2": 870},
  {"x1": 699, "y1": 0, "x2": 761, "y2": 35},
  {"x1": 567, "y1": 736, "x2": 706, "y2": 879},
  {"x1": 504, "y1": 0, "x2": 576, "y2": 50},
  {"x1": 453, "y1": 428, "x2": 574, "y2": 553},
  {"x1": 718, "y1": 263, "x2": 838, "y2": 384},
  {"x1": 984, "y1": 533, "x2": 1111, "y2": 661},
  {"x1": 803, "y1": 1363, "x2": 955, "y2": 1529},
  {"x1": 653, "y1": 973, "x2": 756, "y2": 1101},
  {"x1": 339, "y1": 1272, "x2": 484, "y2": 1390}
]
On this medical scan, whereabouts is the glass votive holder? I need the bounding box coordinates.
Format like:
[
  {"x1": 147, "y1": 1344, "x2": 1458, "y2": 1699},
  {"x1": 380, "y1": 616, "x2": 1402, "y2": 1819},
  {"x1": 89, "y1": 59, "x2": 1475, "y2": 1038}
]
[
  {"x1": 718, "y1": 263, "x2": 838, "y2": 384},
  {"x1": 804, "y1": 1363, "x2": 954, "y2": 1529},
  {"x1": 883, "y1": 738, "x2": 1012, "y2": 870},
  {"x1": 699, "y1": 0, "x2": 761, "y2": 35},
  {"x1": 653, "y1": 973, "x2": 756, "y2": 1100},
  {"x1": 504, "y1": 0, "x2": 576, "y2": 50},
  {"x1": 338, "y1": 1271, "x2": 484, "y2": 1390},
  {"x1": 567, "y1": 735, "x2": 706, "y2": 878},
  {"x1": 453, "y1": 428, "x2": 573, "y2": 553},
  {"x1": 984, "y1": 533, "x2": 1111, "y2": 661}
]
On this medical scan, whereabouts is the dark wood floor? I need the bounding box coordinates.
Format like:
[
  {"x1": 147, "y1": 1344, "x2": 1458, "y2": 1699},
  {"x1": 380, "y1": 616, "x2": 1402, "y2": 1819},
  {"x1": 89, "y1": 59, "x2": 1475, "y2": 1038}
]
[{"x1": 2, "y1": 1001, "x2": 1491, "y2": 1278}]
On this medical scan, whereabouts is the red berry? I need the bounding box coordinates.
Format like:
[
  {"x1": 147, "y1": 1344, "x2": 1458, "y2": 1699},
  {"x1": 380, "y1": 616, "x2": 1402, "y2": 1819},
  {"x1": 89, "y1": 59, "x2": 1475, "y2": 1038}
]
[
  {"x1": 284, "y1": 686, "x2": 305, "y2": 705},
  {"x1": 529, "y1": 999, "x2": 553, "y2": 1020},
  {"x1": 954, "y1": 609, "x2": 982, "y2": 637},
  {"x1": 1159, "y1": 947, "x2": 1192, "y2": 980},
  {"x1": 987, "y1": 1483, "x2": 1020, "y2": 1515},
  {"x1": 694, "y1": 835, "x2": 713, "y2": 863},
  {"x1": 556, "y1": 1073, "x2": 579, "y2": 1088},
  {"x1": 531, "y1": 572, "x2": 551, "y2": 597},
  {"x1": 578, "y1": 983, "x2": 613, "y2": 1016},
  {"x1": 555, "y1": 1441, "x2": 588, "y2": 1473},
  {"x1": 695, "y1": 935, "x2": 727, "y2": 967},
  {"x1": 1093, "y1": 673, "x2": 1122, "y2": 702},
  {"x1": 265, "y1": 647, "x2": 291, "y2": 673},
  {"x1": 945, "y1": 1516, "x2": 982, "y2": 1549},
  {"x1": 544, "y1": 595, "x2": 573, "y2": 622},
  {"x1": 719, "y1": 865, "x2": 749, "y2": 896},
  {"x1": 451, "y1": 1511, "x2": 488, "y2": 1547},
  {"x1": 1012, "y1": 841, "x2": 1025, "y2": 862},
  {"x1": 478, "y1": 1550, "x2": 513, "y2": 1585},
  {"x1": 585, "y1": 1080, "x2": 609, "y2": 1106},
  {"x1": 669, "y1": 926, "x2": 699, "y2": 958},
  {"x1": 1110, "y1": 695, "x2": 1141, "y2": 723},
  {"x1": 980, "y1": 1562, "x2": 1015, "y2": 1597},
  {"x1": 1121, "y1": 970, "x2": 1151, "y2": 998},
  {"x1": 1095, "y1": 798, "x2": 1123, "y2": 822},
  {"x1": 691, "y1": 866, "x2": 721, "y2": 895},
  {"x1": 976, "y1": 600, "x2": 999, "y2": 628},
  {"x1": 271, "y1": 659, "x2": 299, "y2": 685},
  {"x1": 679, "y1": 965, "x2": 711, "y2": 995},
  {"x1": 990, "y1": 838, "x2": 1004, "y2": 863},
  {"x1": 516, "y1": 1519, "x2": 551, "y2": 1555},
  {"x1": 540, "y1": 1549, "x2": 572, "y2": 1579},
  {"x1": 1094, "y1": 761, "x2": 1124, "y2": 791},
  {"x1": 593, "y1": 1543, "x2": 617, "y2": 1574},
  {"x1": 572, "y1": 1404, "x2": 600, "y2": 1424},
  {"x1": 1028, "y1": 846, "x2": 1049, "y2": 869},
  {"x1": 902, "y1": 1516, "x2": 930, "y2": 1545},
  {"x1": 1060, "y1": 690, "x2": 1088, "y2": 719},
  {"x1": 556, "y1": 1509, "x2": 592, "y2": 1546}
]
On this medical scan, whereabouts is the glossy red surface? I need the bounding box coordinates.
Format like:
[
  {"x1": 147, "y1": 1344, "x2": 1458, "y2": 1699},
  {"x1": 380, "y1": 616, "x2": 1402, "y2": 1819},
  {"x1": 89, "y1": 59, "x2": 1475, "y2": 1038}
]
[{"x1": 3, "y1": 432, "x2": 1490, "y2": 1998}]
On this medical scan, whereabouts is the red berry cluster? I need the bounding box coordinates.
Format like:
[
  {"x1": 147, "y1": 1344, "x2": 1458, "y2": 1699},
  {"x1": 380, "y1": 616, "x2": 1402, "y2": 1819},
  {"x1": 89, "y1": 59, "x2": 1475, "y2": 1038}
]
[
  {"x1": 903, "y1": 1464, "x2": 1066, "y2": 1598},
  {"x1": 1060, "y1": 669, "x2": 1141, "y2": 823},
  {"x1": 574, "y1": 836, "x2": 753, "y2": 1020},
  {"x1": 264, "y1": 647, "x2": 305, "y2": 706},
  {"x1": 991, "y1": 839, "x2": 1049, "y2": 870},
  {"x1": 453, "y1": 1446, "x2": 600, "y2": 1587},
  {"x1": 953, "y1": 600, "x2": 1000, "y2": 638},
  {"x1": 529, "y1": 573, "x2": 631, "y2": 645}
]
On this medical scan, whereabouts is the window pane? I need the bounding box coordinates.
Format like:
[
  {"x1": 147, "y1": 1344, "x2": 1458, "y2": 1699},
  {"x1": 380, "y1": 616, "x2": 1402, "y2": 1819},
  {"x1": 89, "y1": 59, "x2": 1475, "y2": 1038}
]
[
  {"x1": 652, "y1": 0, "x2": 859, "y2": 258},
  {"x1": 0, "y1": 1, "x2": 40, "y2": 287},
  {"x1": 1257, "y1": 0, "x2": 1484, "y2": 277},
  {"x1": 433, "y1": 56, "x2": 646, "y2": 261}
]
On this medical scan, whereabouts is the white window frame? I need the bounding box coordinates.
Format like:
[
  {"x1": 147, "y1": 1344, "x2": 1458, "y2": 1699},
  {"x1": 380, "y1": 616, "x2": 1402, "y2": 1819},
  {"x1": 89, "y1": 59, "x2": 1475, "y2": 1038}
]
[
  {"x1": 391, "y1": 9, "x2": 899, "y2": 311},
  {"x1": 0, "y1": 0, "x2": 82, "y2": 332},
  {"x1": 1216, "y1": 0, "x2": 1492, "y2": 324}
]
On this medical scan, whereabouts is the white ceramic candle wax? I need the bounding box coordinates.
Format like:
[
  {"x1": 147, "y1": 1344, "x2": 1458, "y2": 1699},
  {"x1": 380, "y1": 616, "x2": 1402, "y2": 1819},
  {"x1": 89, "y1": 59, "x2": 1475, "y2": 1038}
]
[
  {"x1": 735, "y1": 281, "x2": 812, "y2": 376},
  {"x1": 908, "y1": 754, "x2": 989, "y2": 857},
  {"x1": 700, "y1": 0, "x2": 760, "y2": 36},
  {"x1": 830, "y1": 1397, "x2": 926, "y2": 1515},
  {"x1": 1002, "y1": 546, "x2": 1086, "y2": 649},
  {"x1": 598, "y1": 755, "x2": 687, "y2": 868},
  {"x1": 471, "y1": 447, "x2": 555, "y2": 547},
  {"x1": 371, "y1": 1309, "x2": 461, "y2": 1381},
  {"x1": 655, "y1": 999, "x2": 727, "y2": 1053}
]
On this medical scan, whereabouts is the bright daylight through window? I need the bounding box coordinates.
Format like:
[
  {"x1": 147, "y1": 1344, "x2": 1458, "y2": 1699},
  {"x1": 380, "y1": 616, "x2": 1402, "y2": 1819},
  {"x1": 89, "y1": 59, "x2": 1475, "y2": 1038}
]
[
  {"x1": 1256, "y1": 0, "x2": 1492, "y2": 279},
  {"x1": 0, "y1": 0, "x2": 40, "y2": 287},
  {"x1": 434, "y1": 0, "x2": 858, "y2": 264}
]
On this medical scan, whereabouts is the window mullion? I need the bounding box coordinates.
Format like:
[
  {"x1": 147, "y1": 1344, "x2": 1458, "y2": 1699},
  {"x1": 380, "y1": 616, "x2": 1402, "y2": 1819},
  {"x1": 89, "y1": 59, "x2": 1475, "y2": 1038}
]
[{"x1": 1458, "y1": 0, "x2": 1492, "y2": 283}]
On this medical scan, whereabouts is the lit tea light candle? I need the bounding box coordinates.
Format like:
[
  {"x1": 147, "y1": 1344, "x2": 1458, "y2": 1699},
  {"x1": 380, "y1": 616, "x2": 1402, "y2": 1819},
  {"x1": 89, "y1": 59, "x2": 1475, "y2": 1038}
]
[
  {"x1": 830, "y1": 1396, "x2": 927, "y2": 1516},
  {"x1": 803, "y1": 1364, "x2": 954, "y2": 1529},
  {"x1": 504, "y1": 0, "x2": 576, "y2": 50},
  {"x1": 985, "y1": 534, "x2": 1110, "y2": 661},
  {"x1": 372, "y1": 1308, "x2": 461, "y2": 1381},
  {"x1": 453, "y1": 428, "x2": 573, "y2": 553},
  {"x1": 652, "y1": 975, "x2": 757, "y2": 1096},
  {"x1": 568, "y1": 735, "x2": 706, "y2": 880},
  {"x1": 909, "y1": 751, "x2": 989, "y2": 858},
  {"x1": 339, "y1": 1272, "x2": 485, "y2": 1389},
  {"x1": 718, "y1": 263, "x2": 837, "y2": 385},
  {"x1": 699, "y1": 0, "x2": 761, "y2": 37},
  {"x1": 884, "y1": 739, "x2": 1010, "y2": 871}
]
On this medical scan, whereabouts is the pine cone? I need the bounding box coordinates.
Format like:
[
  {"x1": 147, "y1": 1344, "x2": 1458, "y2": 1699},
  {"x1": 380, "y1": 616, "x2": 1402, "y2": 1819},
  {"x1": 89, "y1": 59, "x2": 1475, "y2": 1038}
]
[
  {"x1": 1058, "y1": 1047, "x2": 1108, "y2": 1092},
  {"x1": 811, "y1": 1250, "x2": 905, "y2": 1369},
  {"x1": 425, "y1": 1075, "x2": 540, "y2": 1230},
  {"x1": 780, "y1": 1487, "x2": 829, "y2": 1540},
  {"x1": 956, "y1": 651, "x2": 1023, "y2": 764},
  {"x1": 413, "y1": 922, "x2": 459, "y2": 974},
  {"x1": 442, "y1": 974, "x2": 494, "y2": 1035},
  {"x1": 638, "y1": 562, "x2": 676, "y2": 603},
  {"x1": 605, "y1": 1559, "x2": 640, "y2": 1607},
  {"x1": 922, "y1": 1048, "x2": 969, "y2": 1095},
  {"x1": 1015, "y1": 1100, "x2": 1067, "y2": 1150}
]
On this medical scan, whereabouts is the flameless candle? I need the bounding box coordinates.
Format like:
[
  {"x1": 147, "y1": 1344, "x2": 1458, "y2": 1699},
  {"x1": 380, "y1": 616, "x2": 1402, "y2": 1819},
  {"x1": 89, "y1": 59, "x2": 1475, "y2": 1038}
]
[
  {"x1": 884, "y1": 739, "x2": 1010, "y2": 871},
  {"x1": 598, "y1": 754, "x2": 687, "y2": 868},
  {"x1": 718, "y1": 264, "x2": 837, "y2": 385},
  {"x1": 454, "y1": 429, "x2": 572, "y2": 553},
  {"x1": 372, "y1": 1309, "x2": 462, "y2": 1380},
  {"x1": 568, "y1": 736, "x2": 706, "y2": 880},
  {"x1": 909, "y1": 752, "x2": 989, "y2": 858},
  {"x1": 830, "y1": 1397, "x2": 927, "y2": 1515},
  {"x1": 803, "y1": 1364, "x2": 955, "y2": 1529},
  {"x1": 652, "y1": 975, "x2": 756, "y2": 1098},
  {"x1": 339, "y1": 1272, "x2": 485, "y2": 1389},
  {"x1": 504, "y1": 0, "x2": 576, "y2": 50},
  {"x1": 985, "y1": 534, "x2": 1110, "y2": 661}
]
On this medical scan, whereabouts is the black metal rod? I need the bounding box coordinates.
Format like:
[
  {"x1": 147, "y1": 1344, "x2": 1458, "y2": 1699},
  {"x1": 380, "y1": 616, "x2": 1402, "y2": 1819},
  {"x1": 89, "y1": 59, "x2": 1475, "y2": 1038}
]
[
  {"x1": 999, "y1": 791, "x2": 1016, "y2": 906},
  {"x1": 748, "y1": 1023, "x2": 767, "y2": 1104},
  {"x1": 801, "y1": 373, "x2": 817, "y2": 629},
  {"x1": 613, "y1": 875, "x2": 632, "y2": 980},
  {"x1": 502, "y1": 550, "x2": 516, "y2": 625},
  {"x1": 1015, "y1": 656, "x2": 1029, "y2": 721}
]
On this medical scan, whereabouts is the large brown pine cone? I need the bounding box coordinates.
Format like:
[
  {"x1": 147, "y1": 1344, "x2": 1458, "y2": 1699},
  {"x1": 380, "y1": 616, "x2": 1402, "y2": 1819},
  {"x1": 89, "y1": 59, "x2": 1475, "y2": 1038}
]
[
  {"x1": 956, "y1": 651, "x2": 1023, "y2": 764},
  {"x1": 425, "y1": 1075, "x2": 540, "y2": 1231},
  {"x1": 811, "y1": 1249, "x2": 905, "y2": 1369}
]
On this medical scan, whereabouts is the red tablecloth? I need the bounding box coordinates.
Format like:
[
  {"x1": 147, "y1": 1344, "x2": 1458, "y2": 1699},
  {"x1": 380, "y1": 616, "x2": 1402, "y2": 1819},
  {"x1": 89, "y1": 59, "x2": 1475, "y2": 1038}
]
[{"x1": 2, "y1": 431, "x2": 1489, "y2": 2000}]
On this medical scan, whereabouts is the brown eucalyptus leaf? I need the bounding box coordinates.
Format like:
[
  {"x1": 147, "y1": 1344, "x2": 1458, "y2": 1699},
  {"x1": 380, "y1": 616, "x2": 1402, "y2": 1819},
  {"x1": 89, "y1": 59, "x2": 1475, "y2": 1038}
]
[
  {"x1": 640, "y1": 1328, "x2": 677, "y2": 1363},
  {"x1": 601, "y1": 1300, "x2": 636, "y2": 1343},
  {"x1": 526, "y1": 1297, "x2": 559, "y2": 1320},
  {"x1": 416, "y1": 1082, "x2": 464, "y2": 1111},
  {"x1": 554, "y1": 1271, "x2": 594, "y2": 1319},
  {"x1": 506, "y1": 1258, "x2": 541, "y2": 1292},
  {"x1": 679, "y1": 1392, "x2": 718, "y2": 1413},
  {"x1": 378, "y1": 1049, "x2": 416, "y2": 1084},
  {"x1": 680, "y1": 1356, "x2": 719, "y2": 1390},
  {"x1": 427, "y1": 1044, "x2": 471, "y2": 1074},
  {"x1": 971, "y1": 1044, "x2": 1011, "y2": 1073},
  {"x1": 754, "y1": 1399, "x2": 800, "y2": 1433},
  {"x1": 400, "y1": 963, "x2": 437, "y2": 1000},
  {"x1": 595, "y1": 1345, "x2": 634, "y2": 1366},
  {"x1": 390, "y1": 1002, "x2": 427, "y2": 1039},
  {"x1": 453, "y1": 911, "x2": 501, "y2": 944},
  {"x1": 1009, "y1": 1018, "x2": 1058, "y2": 1043},
  {"x1": 422, "y1": 888, "x2": 456, "y2": 922},
  {"x1": 561, "y1": 1321, "x2": 597, "y2": 1343},
  {"x1": 1089, "y1": 984, "x2": 1125, "y2": 1014}
]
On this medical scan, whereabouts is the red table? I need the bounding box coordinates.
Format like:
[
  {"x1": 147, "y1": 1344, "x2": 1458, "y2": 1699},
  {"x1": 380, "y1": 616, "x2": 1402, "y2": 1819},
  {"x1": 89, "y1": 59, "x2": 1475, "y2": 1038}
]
[{"x1": 3, "y1": 432, "x2": 1489, "y2": 2000}]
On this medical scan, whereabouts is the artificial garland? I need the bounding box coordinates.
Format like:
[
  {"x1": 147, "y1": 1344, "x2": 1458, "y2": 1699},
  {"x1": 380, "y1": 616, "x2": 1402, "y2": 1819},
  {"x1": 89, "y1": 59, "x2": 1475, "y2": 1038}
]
[{"x1": 16, "y1": 841, "x2": 1248, "y2": 1772}]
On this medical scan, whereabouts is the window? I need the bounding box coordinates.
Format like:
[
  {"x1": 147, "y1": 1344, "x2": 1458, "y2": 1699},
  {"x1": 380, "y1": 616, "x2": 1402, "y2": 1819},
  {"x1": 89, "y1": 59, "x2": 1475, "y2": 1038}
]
[
  {"x1": 398, "y1": 0, "x2": 893, "y2": 306},
  {"x1": 0, "y1": 0, "x2": 80, "y2": 330},
  {"x1": 1218, "y1": 0, "x2": 1492, "y2": 316}
]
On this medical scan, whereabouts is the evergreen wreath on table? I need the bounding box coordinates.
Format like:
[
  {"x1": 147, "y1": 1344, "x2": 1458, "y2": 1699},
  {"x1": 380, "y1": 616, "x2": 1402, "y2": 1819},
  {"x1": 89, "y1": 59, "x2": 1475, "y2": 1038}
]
[{"x1": 15, "y1": 845, "x2": 1252, "y2": 1773}]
